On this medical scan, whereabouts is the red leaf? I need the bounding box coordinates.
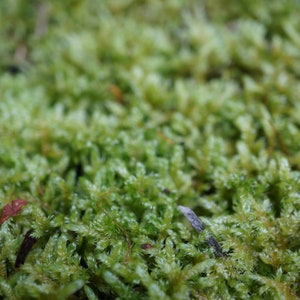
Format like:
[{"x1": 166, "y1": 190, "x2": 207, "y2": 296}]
[{"x1": 0, "y1": 199, "x2": 28, "y2": 225}]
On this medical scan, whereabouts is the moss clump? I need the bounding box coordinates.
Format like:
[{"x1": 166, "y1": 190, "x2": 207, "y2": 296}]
[{"x1": 1, "y1": 0, "x2": 300, "y2": 299}]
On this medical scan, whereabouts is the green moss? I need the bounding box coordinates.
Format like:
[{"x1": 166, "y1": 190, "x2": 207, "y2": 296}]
[{"x1": 1, "y1": 0, "x2": 300, "y2": 299}]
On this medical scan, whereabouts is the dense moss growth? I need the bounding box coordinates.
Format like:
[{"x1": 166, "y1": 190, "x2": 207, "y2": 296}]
[{"x1": 1, "y1": 0, "x2": 300, "y2": 299}]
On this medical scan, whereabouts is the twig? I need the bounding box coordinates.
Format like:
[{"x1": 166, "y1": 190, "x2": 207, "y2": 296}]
[{"x1": 15, "y1": 230, "x2": 37, "y2": 268}]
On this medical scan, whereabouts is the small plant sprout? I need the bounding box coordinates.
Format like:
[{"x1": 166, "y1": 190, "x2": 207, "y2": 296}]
[{"x1": 178, "y1": 205, "x2": 227, "y2": 257}]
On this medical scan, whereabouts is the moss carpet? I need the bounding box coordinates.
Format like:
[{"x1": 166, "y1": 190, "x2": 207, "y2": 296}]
[{"x1": 1, "y1": 1, "x2": 300, "y2": 299}]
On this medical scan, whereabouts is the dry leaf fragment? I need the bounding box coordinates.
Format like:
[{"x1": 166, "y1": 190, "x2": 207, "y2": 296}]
[
  {"x1": 178, "y1": 205, "x2": 227, "y2": 257},
  {"x1": 0, "y1": 199, "x2": 28, "y2": 225},
  {"x1": 141, "y1": 243, "x2": 153, "y2": 250},
  {"x1": 15, "y1": 230, "x2": 37, "y2": 268},
  {"x1": 109, "y1": 84, "x2": 124, "y2": 103}
]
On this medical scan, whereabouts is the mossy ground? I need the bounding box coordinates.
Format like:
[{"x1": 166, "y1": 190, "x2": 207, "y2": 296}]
[{"x1": 1, "y1": 1, "x2": 300, "y2": 299}]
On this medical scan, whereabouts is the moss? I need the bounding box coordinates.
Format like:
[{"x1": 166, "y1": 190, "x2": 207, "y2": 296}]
[{"x1": 1, "y1": 0, "x2": 300, "y2": 299}]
